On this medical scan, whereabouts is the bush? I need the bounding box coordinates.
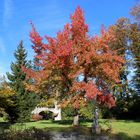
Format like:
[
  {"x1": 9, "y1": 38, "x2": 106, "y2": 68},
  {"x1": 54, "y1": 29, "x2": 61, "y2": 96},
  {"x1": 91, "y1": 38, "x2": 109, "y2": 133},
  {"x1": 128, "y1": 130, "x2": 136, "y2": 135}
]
[
  {"x1": 62, "y1": 102, "x2": 95, "y2": 120},
  {"x1": 32, "y1": 114, "x2": 43, "y2": 121},
  {"x1": 79, "y1": 102, "x2": 94, "y2": 120},
  {"x1": 62, "y1": 105, "x2": 75, "y2": 120},
  {"x1": 0, "y1": 127, "x2": 51, "y2": 140}
]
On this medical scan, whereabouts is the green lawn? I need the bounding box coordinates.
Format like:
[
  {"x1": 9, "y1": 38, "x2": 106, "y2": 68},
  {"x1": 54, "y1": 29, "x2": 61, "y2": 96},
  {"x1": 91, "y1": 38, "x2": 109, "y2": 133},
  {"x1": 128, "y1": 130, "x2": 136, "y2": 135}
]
[
  {"x1": 0, "y1": 117, "x2": 140, "y2": 140},
  {"x1": 110, "y1": 120, "x2": 140, "y2": 137}
]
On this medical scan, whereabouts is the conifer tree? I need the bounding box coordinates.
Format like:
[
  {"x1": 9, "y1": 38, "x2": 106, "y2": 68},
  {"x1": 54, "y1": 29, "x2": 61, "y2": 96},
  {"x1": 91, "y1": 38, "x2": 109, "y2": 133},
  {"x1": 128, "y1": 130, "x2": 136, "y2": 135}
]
[{"x1": 6, "y1": 41, "x2": 39, "y2": 122}]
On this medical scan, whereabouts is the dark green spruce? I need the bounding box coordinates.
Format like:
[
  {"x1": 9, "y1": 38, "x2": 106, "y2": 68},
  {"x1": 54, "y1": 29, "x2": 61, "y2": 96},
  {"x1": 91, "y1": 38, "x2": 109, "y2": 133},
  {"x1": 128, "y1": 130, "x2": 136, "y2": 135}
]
[{"x1": 6, "y1": 41, "x2": 39, "y2": 123}]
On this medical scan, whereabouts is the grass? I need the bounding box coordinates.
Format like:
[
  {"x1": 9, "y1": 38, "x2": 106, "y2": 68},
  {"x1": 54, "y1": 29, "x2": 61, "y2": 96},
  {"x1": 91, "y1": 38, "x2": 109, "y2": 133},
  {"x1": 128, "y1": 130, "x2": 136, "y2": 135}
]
[
  {"x1": 0, "y1": 117, "x2": 140, "y2": 140},
  {"x1": 0, "y1": 117, "x2": 5, "y2": 122},
  {"x1": 110, "y1": 120, "x2": 140, "y2": 137}
]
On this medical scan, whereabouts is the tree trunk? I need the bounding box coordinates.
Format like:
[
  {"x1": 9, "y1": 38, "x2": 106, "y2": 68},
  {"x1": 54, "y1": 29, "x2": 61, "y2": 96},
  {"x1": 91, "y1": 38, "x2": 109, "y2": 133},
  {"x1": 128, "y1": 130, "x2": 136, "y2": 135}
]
[
  {"x1": 53, "y1": 101, "x2": 62, "y2": 121},
  {"x1": 73, "y1": 114, "x2": 79, "y2": 126},
  {"x1": 92, "y1": 107, "x2": 101, "y2": 134},
  {"x1": 54, "y1": 107, "x2": 61, "y2": 121}
]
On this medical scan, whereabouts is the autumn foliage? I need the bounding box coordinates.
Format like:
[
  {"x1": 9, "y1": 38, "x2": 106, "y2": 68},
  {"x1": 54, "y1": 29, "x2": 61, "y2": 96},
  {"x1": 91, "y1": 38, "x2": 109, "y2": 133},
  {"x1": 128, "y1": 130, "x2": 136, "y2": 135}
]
[{"x1": 24, "y1": 7, "x2": 124, "y2": 109}]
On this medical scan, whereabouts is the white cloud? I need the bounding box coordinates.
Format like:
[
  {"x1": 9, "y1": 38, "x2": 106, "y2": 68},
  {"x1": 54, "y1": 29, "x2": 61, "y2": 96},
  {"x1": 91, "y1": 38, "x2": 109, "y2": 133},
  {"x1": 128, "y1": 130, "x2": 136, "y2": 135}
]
[{"x1": 3, "y1": 0, "x2": 13, "y2": 27}]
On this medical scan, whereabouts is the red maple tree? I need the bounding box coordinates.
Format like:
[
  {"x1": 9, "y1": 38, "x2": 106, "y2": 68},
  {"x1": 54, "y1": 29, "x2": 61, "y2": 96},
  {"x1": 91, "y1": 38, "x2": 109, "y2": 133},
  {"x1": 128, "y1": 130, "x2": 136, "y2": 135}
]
[{"x1": 24, "y1": 7, "x2": 124, "y2": 110}]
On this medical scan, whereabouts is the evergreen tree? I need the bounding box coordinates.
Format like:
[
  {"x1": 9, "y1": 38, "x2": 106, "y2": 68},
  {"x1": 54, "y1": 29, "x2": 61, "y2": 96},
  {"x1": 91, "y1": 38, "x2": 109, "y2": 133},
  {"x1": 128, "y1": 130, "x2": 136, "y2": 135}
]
[
  {"x1": 7, "y1": 41, "x2": 27, "y2": 93},
  {"x1": 6, "y1": 41, "x2": 39, "y2": 123},
  {"x1": 130, "y1": 3, "x2": 140, "y2": 94}
]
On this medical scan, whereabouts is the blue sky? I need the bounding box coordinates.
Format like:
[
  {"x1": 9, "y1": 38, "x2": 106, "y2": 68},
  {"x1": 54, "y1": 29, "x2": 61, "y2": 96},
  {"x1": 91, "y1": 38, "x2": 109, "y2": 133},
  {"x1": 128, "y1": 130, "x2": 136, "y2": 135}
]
[{"x1": 0, "y1": 0, "x2": 136, "y2": 77}]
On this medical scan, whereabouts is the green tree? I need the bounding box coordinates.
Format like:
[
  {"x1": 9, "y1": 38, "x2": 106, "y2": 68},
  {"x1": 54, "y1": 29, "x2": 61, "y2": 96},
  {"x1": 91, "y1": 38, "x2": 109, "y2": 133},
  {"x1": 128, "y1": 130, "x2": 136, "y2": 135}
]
[
  {"x1": 6, "y1": 41, "x2": 39, "y2": 123},
  {"x1": 102, "y1": 4, "x2": 140, "y2": 119},
  {"x1": 130, "y1": 3, "x2": 140, "y2": 94},
  {"x1": 109, "y1": 18, "x2": 130, "y2": 97}
]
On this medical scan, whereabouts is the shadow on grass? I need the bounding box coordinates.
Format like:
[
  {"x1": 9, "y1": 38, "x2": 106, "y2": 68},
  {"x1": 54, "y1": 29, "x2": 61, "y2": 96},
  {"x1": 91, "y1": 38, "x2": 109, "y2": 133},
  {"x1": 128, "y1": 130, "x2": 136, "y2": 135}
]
[
  {"x1": 111, "y1": 119, "x2": 140, "y2": 123},
  {"x1": 53, "y1": 119, "x2": 73, "y2": 125},
  {"x1": 39, "y1": 119, "x2": 73, "y2": 125},
  {"x1": 113, "y1": 132, "x2": 140, "y2": 140},
  {"x1": 41, "y1": 119, "x2": 92, "y2": 125},
  {"x1": 0, "y1": 121, "x2": 11, "y2": 135},
  {"x1": 0, "y1": 122, "x2": 11, "y2": 129},
  {"x1": 123, "y1": 119, "x2": 140, "y2": 123}
]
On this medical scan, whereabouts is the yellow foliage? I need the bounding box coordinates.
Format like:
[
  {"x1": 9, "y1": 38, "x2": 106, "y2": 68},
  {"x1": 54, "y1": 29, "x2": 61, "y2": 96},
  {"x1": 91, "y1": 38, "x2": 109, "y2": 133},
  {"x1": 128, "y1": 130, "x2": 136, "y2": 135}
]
[{"x1": 0, "y1": 87, "x2": 14, "y2": 97}]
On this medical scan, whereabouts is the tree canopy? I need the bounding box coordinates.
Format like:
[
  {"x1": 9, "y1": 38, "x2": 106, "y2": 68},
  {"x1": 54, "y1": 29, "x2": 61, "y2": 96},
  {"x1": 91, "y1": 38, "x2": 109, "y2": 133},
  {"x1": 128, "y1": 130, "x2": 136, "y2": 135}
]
[{"x1": 24, "y1": 7, "x2": 124, "y2": 110}]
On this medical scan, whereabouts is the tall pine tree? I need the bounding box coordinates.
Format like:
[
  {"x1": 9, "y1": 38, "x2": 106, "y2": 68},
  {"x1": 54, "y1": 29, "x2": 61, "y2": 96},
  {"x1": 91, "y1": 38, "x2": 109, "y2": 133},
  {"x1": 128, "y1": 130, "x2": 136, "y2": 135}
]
[{"x1": 6, "y1": 41, "x2": 39, "y2": 123}]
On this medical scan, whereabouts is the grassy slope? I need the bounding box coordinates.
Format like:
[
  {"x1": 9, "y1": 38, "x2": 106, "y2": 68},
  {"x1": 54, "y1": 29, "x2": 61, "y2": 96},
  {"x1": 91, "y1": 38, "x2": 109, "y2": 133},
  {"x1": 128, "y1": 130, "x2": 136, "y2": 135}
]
[{"x1": 0, "y1": 118, "x2": 140, "y2": 139}]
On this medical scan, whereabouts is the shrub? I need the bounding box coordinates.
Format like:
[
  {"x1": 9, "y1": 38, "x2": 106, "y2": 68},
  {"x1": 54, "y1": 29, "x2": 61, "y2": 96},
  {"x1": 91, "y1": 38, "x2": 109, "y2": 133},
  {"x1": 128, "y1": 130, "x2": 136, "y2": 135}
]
[
  {"x1": 32, "y1": 114, "x2": 43, "y2": 121},
  {"x1": 0, "y1": 127, "x2": 51, "y2": 140},
  {"x1": 62, "y1": 102, "x2": 95, "y2": 120},
  {"x1": 62, "y1": 105, "x2": 75, "y2": 120}
]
